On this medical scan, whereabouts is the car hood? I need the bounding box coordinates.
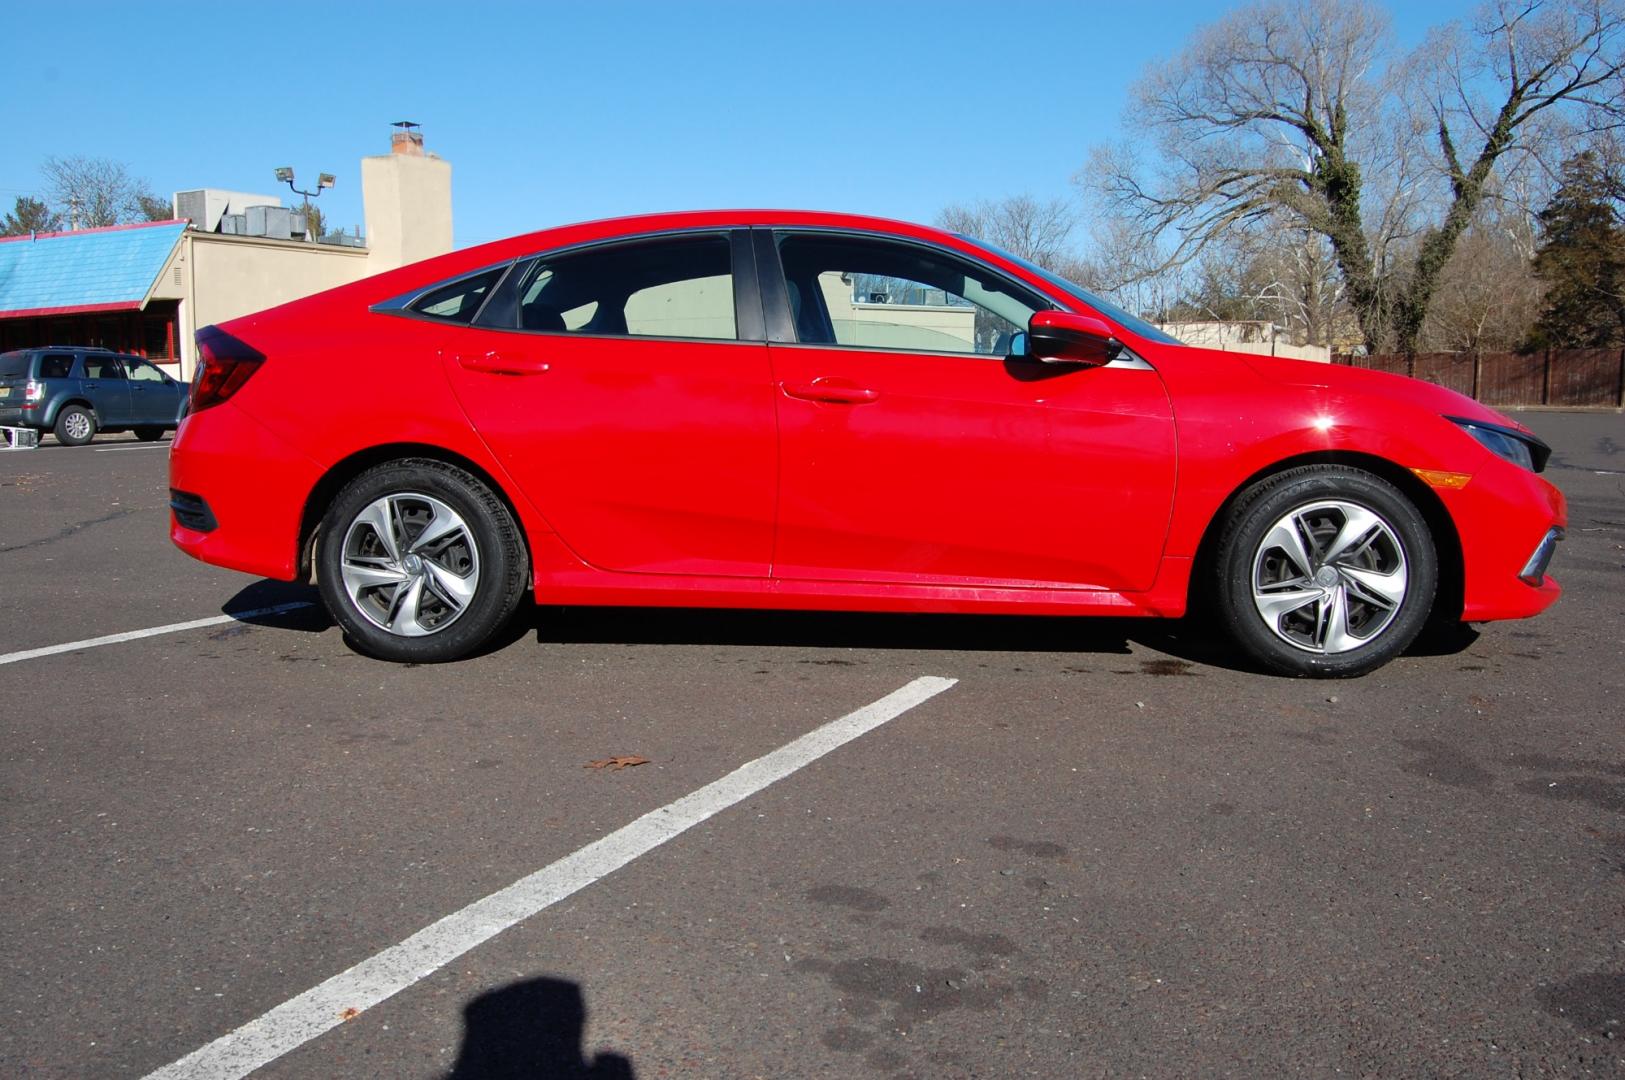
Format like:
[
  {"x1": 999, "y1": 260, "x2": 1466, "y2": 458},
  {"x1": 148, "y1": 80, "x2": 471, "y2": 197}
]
[{"x1": 1235, "y1": 352, "x2": 1535, "y2": 435}]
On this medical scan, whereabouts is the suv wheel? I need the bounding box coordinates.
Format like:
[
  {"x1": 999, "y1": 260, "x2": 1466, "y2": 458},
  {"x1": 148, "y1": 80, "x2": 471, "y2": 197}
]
[
  {"x1": 134, "y1": 427, "x2": 165, "y2": 442},
  {"x1": 316, "y1": 459, "x2": 529, "y2": 662},
  {"x1": 54, "y1": 406, "x2": 97, "y2": 446}
]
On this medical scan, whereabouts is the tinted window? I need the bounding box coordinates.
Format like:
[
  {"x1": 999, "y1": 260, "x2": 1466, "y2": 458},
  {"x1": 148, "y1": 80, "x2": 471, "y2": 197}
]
[
  {"x1": 84, "y1": 355, "x2": 125, "y2": 379},
  {"x1": 39, "y1": 354, "x2": 73, "y2": 379},
  {"x1": 506, "y1": 235, "x2": 737, "y2": 341},
  {"x1": 410, "y1": 267, "x2": 505, "y2": 324},
  {"x1": 0, "y1": 352, "x2": 28, "y2": 378},
  {"x1": 776, "y1": 233, "x2": 1042, "y2": 356}
]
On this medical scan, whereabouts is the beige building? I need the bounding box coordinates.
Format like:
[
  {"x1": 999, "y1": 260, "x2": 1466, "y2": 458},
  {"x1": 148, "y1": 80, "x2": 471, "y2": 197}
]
[
  {"x1": 1157, "y1": 320, "x2": 1332, "y2": 363},
  {"x1": 156, "y1": 124, "x2": 453, "y2": 378}
]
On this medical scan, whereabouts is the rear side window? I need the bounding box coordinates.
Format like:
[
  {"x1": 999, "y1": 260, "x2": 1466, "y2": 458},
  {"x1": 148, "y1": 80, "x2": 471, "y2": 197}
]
[
  {"x1": 83, "y1": 355, "x2": 125, "y2": 379},
  {"x1": 0, "y1": 352, "x2": 31, "y2": 378},
  {"x1": 504, "y1": 234, "x2": 738, "y2": 341},
  {"x1": 409, "y1": 268, "x2": 505, "y2": 324},
  {"x1": 38, "y1": 354, "x2": 73, "y2": 379}
]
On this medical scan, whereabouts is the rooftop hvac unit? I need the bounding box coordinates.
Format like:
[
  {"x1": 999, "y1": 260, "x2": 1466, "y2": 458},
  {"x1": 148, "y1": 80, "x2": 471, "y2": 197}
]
[
  {"x1": 219, "y1": 214, "x2": 247, "y2": 235},
  {"x1": 170, "y1": 189, "x2": 285, "y2": 232},
  {"x1": 245, "y1": 205, "x2": 294, "y2": 240}
]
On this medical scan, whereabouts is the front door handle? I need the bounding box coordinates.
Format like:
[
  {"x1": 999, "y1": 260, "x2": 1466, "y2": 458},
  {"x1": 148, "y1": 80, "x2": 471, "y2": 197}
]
[
  {"x1": 454, "y1": 350, "x2": 550, "y2": 376},
  {"x1": 780, "y1": 377, "x2": 879, "y2": 405}
]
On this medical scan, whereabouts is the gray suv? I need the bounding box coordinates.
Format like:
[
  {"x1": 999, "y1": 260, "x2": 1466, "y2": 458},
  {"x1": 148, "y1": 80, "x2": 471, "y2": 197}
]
[{"x1": 0, "y1": 347, "x2": 189, "y2": 445}]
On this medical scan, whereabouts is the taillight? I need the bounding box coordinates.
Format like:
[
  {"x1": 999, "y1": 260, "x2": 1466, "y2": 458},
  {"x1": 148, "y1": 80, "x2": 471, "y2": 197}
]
[
  {"x1": 23, "y1": 380, "x2": 42, "y2": 401},
  {"x1": 191, "y1": 332, "x2": 265, "y2": 414}
]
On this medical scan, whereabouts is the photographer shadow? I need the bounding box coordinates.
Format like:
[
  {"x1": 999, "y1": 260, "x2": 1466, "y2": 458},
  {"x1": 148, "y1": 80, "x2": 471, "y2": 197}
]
[{"x1": 445, "y1": 977, "x2": 634, "y2": 1080}]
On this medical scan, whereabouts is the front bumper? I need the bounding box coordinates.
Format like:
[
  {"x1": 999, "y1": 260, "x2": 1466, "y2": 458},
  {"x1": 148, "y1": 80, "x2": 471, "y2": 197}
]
[{"x1": 1440, "y1": 455, "x2": 1567, "y2": 621}]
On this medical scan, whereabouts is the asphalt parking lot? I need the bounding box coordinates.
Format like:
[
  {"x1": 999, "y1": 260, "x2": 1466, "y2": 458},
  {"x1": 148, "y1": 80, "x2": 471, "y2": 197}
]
[{"x1": 3, "y1": 411, "x2": 1624, "y2": 1079}]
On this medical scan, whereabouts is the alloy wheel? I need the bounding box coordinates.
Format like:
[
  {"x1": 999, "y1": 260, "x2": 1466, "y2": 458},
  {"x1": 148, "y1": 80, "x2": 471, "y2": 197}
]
[
  {"x1": 1250, "y1": 499, "x2": 1408, "y2": 654},
  {"x1": 339, "y1": 493, "x2": 480, "y2": 637}
]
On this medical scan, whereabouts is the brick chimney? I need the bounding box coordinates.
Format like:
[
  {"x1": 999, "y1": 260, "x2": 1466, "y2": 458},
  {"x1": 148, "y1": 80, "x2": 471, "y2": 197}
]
[{"x1": 390, "y1": 120, "x2": 425, "y2": 156}]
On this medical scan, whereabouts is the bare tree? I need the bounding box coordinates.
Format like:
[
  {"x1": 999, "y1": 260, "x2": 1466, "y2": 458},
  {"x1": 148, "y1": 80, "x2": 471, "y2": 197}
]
[
  {"x1": 1079, "y1": 216, "x2": 1193, "y2": 319},
  {"x1": 41, "y1": 155, "x2": 167, "y2": 228},
  {"x1": 1086, "y1": 0, "x2": 1625, "y2": 353},
  {"x1": 937, "y1": 195, "x2": 1078, "y2": 272},
  {"x1": 1420, "y1": 225, "x2": 1547, "y2": 349}
]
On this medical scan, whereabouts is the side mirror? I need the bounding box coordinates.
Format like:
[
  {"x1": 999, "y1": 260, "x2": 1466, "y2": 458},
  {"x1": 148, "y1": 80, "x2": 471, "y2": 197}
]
[{"x1": 1027, "y1": 310, "x2": 1123, "y2": 367}]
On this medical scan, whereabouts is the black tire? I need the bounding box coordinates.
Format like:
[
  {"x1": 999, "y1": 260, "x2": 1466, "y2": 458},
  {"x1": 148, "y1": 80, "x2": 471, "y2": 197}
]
[
  {"x1": 134, "y1": 427, "x2": 166, "y2": 442},
  {"x1": 316, "y1": 459, "x2": 529, "y2": 663},
  {"x1": 1213, "y1": 465, "x2": 1437, "y2": 678},
  {"x1": 53, "y1": 405, "x2": 97, "y2": 446}
]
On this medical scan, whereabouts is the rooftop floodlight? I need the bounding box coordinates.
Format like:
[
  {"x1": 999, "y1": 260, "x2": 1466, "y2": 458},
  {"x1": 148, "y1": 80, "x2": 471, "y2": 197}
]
[{"x1": 275, "y1": 166, "x2": 338, "y2": 240}]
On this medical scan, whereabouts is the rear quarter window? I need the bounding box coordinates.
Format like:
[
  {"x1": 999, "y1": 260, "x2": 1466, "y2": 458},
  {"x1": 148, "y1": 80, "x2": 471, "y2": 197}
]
[{"x1": 409, "y1": 268, "x2": 505, "y2": 324}]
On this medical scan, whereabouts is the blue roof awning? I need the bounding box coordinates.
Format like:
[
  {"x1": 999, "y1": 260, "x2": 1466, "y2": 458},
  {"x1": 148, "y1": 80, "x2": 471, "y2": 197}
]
[{"x1": 0, "y1": 220, "x2": 186, "y2": 319}]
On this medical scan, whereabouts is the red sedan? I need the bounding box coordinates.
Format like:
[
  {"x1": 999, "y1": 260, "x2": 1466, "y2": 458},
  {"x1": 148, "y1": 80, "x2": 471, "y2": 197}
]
[{"x1": 169, "y1": 211, "x2": 1565, "y2": 676}]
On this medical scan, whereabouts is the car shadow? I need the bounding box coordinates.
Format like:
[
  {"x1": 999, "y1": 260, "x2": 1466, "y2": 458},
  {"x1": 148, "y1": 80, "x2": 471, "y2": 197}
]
[
  {"x1": 443, "y1": 976, "x2": 634, "y2": 1079},
  {"x1": 222, "y1": 579, "x2": 334, "y2": 633},
  {"x1": 532, "y1": 604, "x2": 1249, "y2": 669},
  {"x1": 220, "y1": 579, "x2": 1476, "y2": 673}
]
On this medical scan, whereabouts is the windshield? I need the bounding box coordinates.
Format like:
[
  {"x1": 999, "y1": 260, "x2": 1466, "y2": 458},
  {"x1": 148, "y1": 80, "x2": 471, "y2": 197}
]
[{"x1": 959, "y1": 238, "x2": 1185, "y2": 346}]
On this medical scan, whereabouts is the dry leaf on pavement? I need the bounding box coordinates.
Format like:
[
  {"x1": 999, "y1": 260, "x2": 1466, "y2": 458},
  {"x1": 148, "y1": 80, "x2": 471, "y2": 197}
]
[{"x1": 585, "y1": 755, "x2": 650, "y2": 771}]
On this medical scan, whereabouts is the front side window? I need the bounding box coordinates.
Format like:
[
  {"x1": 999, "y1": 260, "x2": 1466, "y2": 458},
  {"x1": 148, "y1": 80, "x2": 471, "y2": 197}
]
[
  {"x1": 127, "y1": 359, "x2": 166, "y2": 383},
  {"x1": 776, "y1": 233, "x2": 1043, "y2": 356},
  {"x1": 504, "y1": 234, "x2": 737, "y2": 341}
]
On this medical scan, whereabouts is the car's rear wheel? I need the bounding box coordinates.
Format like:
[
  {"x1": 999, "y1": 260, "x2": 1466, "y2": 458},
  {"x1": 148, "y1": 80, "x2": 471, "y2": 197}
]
[
  {"x1": 134, "y1": 427, "x2": 165, "y2": 441},
  {"x1": 54, "y1": 406, "x2": 96, "y2": 446},
  {"x1": 1214, "y1": 465, "x2": 1437, "y2": 677},
  {"x1": 317, "y1": 459, "x2": 529, "y2": 662}
]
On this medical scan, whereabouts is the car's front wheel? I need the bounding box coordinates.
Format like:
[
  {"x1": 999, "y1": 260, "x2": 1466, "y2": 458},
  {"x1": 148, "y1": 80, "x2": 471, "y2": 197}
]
[
  {"x1": 316, "y1": 459, "x2": 529, "y2": 662},
  {"x1": 134, "y1": 427, "x2": 166, "y2": 442},
  {"x1": 54, "y1": 405, "x2": 97, "y2": 446},
  {"x1": 1214, "y1": 465, "x2": 1437, "y2": 677}
]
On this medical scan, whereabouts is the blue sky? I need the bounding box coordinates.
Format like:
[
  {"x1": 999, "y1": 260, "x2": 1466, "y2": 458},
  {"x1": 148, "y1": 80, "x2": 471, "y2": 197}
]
[{"x1": 4, "y1": 1, "x2": 1477, "y2": 249}]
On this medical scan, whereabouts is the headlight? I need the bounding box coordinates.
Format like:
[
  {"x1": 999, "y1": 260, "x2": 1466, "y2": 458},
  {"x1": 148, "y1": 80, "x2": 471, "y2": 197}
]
[{"x1": 1448, "y1": 417, "x2": 1549, "y2": 473}]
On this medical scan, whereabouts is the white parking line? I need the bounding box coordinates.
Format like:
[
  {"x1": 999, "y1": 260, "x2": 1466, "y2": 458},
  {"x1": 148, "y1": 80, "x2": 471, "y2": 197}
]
[
  {"x1": 141, "y1": 675, "x2": 957, "y2": 1080},
  {"x1": 0, "y1": 602, "x2": 314, "y2": 667},
  {"x1": 94, "y1": 441, "x2": 172, "y2": 452}
]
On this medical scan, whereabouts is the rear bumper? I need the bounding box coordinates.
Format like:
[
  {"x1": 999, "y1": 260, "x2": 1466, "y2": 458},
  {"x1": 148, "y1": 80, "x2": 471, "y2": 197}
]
[
  {"x1": 1443, "y1": 457, "x2": 1567, "y2": 621},
  {"x1": 168, "y1": 403, "x2": 322, "y2": 581}
]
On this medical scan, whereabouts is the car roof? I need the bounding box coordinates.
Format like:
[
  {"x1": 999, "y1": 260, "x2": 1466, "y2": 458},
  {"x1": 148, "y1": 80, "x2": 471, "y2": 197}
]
[
  {"x1": 330, "y1": 210, "x2": 1044, "y2": 316},
  {"x1": 467, "y1": 209, "x2": 963, "y2": 263}
]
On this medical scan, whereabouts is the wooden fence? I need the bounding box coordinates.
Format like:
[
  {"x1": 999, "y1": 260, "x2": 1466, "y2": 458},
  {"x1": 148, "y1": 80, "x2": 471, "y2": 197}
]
[{"x1": 1334, "y1": 349, "x2": 1625, "y2": 408}]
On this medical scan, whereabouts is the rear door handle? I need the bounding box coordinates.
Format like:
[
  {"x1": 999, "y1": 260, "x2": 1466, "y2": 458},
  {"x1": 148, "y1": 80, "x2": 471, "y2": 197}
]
[
  {"x1": 780, "y1": 377, "x2": 879, "y2": 405},
  {"x1": 454, "y1": 350, "x2": 550, "y2": 376}
]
